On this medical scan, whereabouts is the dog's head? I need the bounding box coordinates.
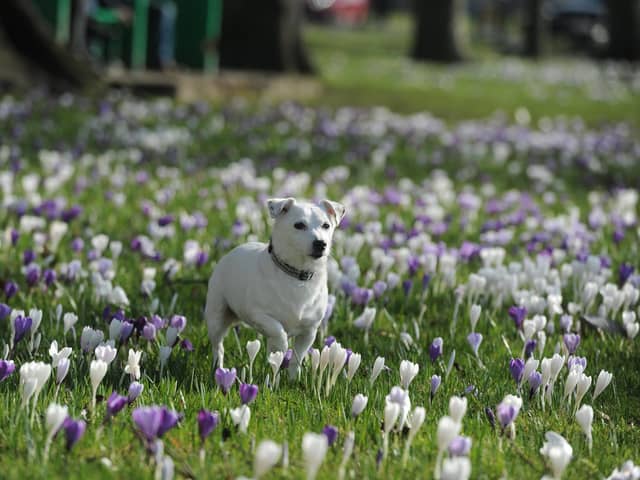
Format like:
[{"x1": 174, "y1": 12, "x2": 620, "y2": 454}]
[{"x1": 267, "y1": 197, "x2": 345, "y2": 263}]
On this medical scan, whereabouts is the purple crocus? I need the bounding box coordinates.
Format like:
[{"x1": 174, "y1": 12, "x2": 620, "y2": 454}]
[
  {"x1": 25, "y1": 264, "x2": 40, "y2": 287},
  {"x1": 429, "y1": 337, "x2": 443, "y2": 363},
  {"x1": 120, "y1": 321, "x2": 134, "y2": 342},
  {"x1": 63, "y1": 417, "x2": 86, "y2": 451},
  {"x1": 132, "y1": 406, "x2": 180, "y2": 445},
  {"x1": 567, "y1": 356, "x2": 587, "y2": 372},
  {"x1": 4, "y1": 281, "x2": 18, "y2": 299},
  {"x1": 509, "y1": 358, "x2": 525, "y2": 385},
  {"x1": 619, "y1": 263, "x2": 634, "y2": 284},
  {"x1": 448, "y1": 436, "x2": 472, "y2": 456},
  {"x1": 142, "y1": 323, "x2": 157, "y2": 341},
  {"x1": 0, "y1": 359, "x2": 16, "y2": 382},
  {"x1": 281, "y1": 349, "x2": 294, "y2": 369},
  {"x1": 563, "y1": 333, "x2": 580, "y2": 355},
  {"x1": 106, "y1": 391, "x2": 128, "y2": 419},
  {"x1": 496, "y1": 403, "x2": 517, "y2": 429},
  {"x1": 43, "y1": 269, "x2": 56, "y2": 286},
  {"x1": 324, "y1": 336, "x2": 336, "y2": 347},
  {"x1": 508, "y1": 305, "x2": 527, "y2": 329},
  {"x1": 128, "y1": 381, "x2": 144, "y2": 404},
  {"x1": 524, "y1": 339, "x2": 537, "y2": 359},
  {"x1": 239, "y1": 383, "x2": 259, "y2": 405},
  {"x1": 402, "y1": 279, "x2": 413, "y2": 297},
  {"x1": 373, "y1": 280, "x2": 387, "y2": 298},
  {"x1": 528, "y1": 371, "x2": 543, "y2": 398},
  {"x1": 180, "y1": 339, "x2": 194, "y2": 351},
  {"x1": 23, "y1": 249, "x2": 35, "y2": 265},
  {"x1": 322, "y1": 425, "x2": 339, "y2": 446},
  {"x1": 467, "y1": 332, "x2": 483, "y2": 356},
  {"x1": 214, "y1": 367, "x2": 237, "y2": 394},
  {"x1": 0, "y1": 303, "x2": 11, "y2": 320},
  {"x1": 170, "y1": 315, "x2": 187, "y2": 332},
  {"x1": 13, "y1": 315, "x2": 32, "y2": 345},
  {"x1": 430, "y1": 374, "x2": 442, "y2": 400},
  {"x1": 197, "y1": 409, "x2": 219, "y2": 442}
]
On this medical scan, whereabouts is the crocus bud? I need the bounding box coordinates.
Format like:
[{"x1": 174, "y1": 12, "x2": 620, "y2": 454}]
[
  {"x1": 254, "y1": 440, "x2": 282, "y2": 479},
  {"x1": 302, "y1": 432, "x2": 328, "y2": 480},
  {"x1": 351, "y1": 394, "x2": 368, "y2": 417}
]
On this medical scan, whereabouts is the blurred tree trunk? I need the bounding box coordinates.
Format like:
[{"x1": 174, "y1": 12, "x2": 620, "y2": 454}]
[
  {"x1": 411, "y1": 0, "x2": 463, "y2": 62},
  {"x1": 0, "y1": 0, "x2": 96, "y2": 89},
  {"x1": 220, "y1": 0, "x2": 313, "y2": 74},
  {"x1": 606, "y1": 0, "x2": 640, "y2": 61},
  {"x1": 522, "y1": 0, "x2": 542, "y2": 57}
]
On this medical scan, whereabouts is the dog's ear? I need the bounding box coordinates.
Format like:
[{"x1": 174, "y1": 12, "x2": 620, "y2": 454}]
[
  {"x1": 267, "y1": 197, "x2": 295, "y2": 219},
  {"x1": 320, "y1": 199, "x2": 346, "y2": 227}
]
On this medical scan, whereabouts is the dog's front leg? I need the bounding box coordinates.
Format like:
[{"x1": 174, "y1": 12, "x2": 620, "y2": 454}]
[
  {"x1": 289, "y1": 328, "x2": 317, "y2": 380},
  {"x1": 253, "y1": 314, "x2": 289, "y2": 354}
]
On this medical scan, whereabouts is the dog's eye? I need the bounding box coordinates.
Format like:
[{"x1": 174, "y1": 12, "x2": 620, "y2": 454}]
[
  {"x1": 322, "y1": 223, "x2": 330, "y2": 229},
  {"x1": 294, "y1": 222, "x2": 307, "y2": 230}
]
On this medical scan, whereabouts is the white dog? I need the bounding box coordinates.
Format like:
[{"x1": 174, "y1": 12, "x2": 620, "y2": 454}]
[{"x1": 205, "y1": 197, "x2": 345, "y2": 378}]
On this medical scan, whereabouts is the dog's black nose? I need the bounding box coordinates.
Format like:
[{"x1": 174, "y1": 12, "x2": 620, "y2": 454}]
[{"x1": 312, "y1": 239, "x2": 327, "y2": 251}]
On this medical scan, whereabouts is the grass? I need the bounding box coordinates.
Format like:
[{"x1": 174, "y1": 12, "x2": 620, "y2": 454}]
[
  {"x1": 0, "y1": 24, "x2": 639, "y2": 479},
  {"x1": 303, "y1": 15, "x2": 640, "y2": 126}
]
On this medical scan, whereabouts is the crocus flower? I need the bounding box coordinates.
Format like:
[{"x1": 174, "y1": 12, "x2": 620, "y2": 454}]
[
  {"x1": 95, "y1": 343, "x2": 117, "y2": 364},
  {"x1": 528, "y1": 371, "x2": 543, "y2": 397},
  {"x1": 436, "y1": 416, "x2": 462, "y2": 478},
  {"x1": 63, "y1": 313, "x2": 78, "y2": 335},
  {"x1": 524, "y1": 339, "x2": 537, "y2": 359},
  {"x1": 302, "y1": 432, "x2": 329, "y2": 480},
  {"x1": 128, "y1": 381, "x2": 144, "y2": 404},
  {"x1": 90, "y1": 359, "x2": 108, "y2": 410},
  {"x1": 56, "y1": 358, "x2": 70, "y2": 385},
  {"x1": 575, "y1": 404, "x2": 593, "y2": 453},
  {"x1": 215, "y1": 367, "x2": 236, "y2": 394},
  {"x1": 402, "y1": 406, "x2": 426, "y2": 466},
  {"x1": 575, "y1": 374, "x2": 592, "y2": 410},
  {"x1": 563, "y1": 334, "x2": 580, "y2": 355},
  {"x1": 240, "y1": 383, "x2": 259, "y2": 405},
  {"x1": 399, "y1": 360, "x2": 419, "y2": 389},
  {"x1": 106, "y1": 391, "x2": 127, "y2": 419},
  {"x1": 254, "y1": 440, "x2": 282, "y2": 479},
  {"x1": 370, "y1": 356, "x2": 385, "y2": 386},
  {"x1": 4, "y1": 281, "x2": 18, "y2": 299},
  {"x1": 63, "y1": 417, "x2": 86, "y2": 451},
  {"x1": 0, "y1": 359, "x2": 16, "y2": 382},
  {"x1": 132, "y1": 405, "x2": 181, "y2": 446},
  {"x1": 124, "y1": 349, "x2": 142, "y2": 380},
  {"x1": 485, "y1": 407, "x2": 496, "y2": 429},
  {"x1": 322, "y1": 425, "x2": 339, "y2": 446},
  {"x1": 382, "y1": 400, "x2": 401, "y2": 458},
  {"x1": 44, "y1": 402, "x2": 68, "y2": 460},
  {"x1": 246, "y1": 339, "x2": 261, "y2": 382},
  {"x1": 449, "y1": 436, "x2": 472, "y2": 456},
  {"x1": 431, "y1": 374, "x2": 442, "y2": 400},
  {"x1": 449, "y1": 396, "x2": 467, "y2": 423},
  {"x1": 346, "y1": 352, "x2": 361, "y2": 381},
  {"x1": 467, "y1": 332, "x2": 482, "y2": 357},
  {"x1": 0, "y1": 303, "x2": 11, "y2": 320},
  {"x1": 230, "y1": 404, "x2": 251, "y2": 433},
  {"x1": 508, "y1": 305, "x2": 527, "y2": 329},
  {"x1": 142, "y1": 323, "x2": 157, "y2": 341},
  {"x1": 281, "y1": 349, "x2": 294, "y2": 369},
  {"x1": 430, "y1": 337, "x2": 443, "y2": 363},
  {"x1": 510, "y1": 358, "x2": 525, "y2": 385},
  {"x1": 197, "y1": 409, "x2": 219, "y2": 442},
  {"x1": 469, "y1": 304, "x2": 481, "y2": 332},
  {"x1": 351, "y1": 394, "x2": 368, "y2": 417},
  {"x1": 13, "y1": 315, "x2": 32, "y2": 346},
  {"x1": 19, "y1": 361, "x2": 51, "y2": 410},
  {"x1": 593, "y1": 370, "x2": 612, "y2": 402},
  {"x1": 540, "y1": 431, "x2": 572, "y2": 479},
  {"x1": 496, "y1": 394, "x2": 522, "y2": 437},
  {"x1": 268, "y1": 351, "x2": 284, "y2": 382}
]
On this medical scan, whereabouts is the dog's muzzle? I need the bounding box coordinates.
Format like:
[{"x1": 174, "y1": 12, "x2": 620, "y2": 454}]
[{"x1": 311, "y1": 240, "x2": 327, "y2": 258}]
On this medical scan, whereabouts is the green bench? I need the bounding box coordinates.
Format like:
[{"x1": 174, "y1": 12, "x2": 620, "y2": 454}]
[{"x1": 30, "y1": 0, "x2": 222, "y2": 72}]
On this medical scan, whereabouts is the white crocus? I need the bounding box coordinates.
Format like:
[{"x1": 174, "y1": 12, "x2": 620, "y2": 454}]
[
  {"x1": 338, "y1": 431, "x2": 355, "y2": 480},
  {"x1": 435, "y1": 416, "x2": 462, "y2": 479},
  {"x1": 564, "y1": 369, "x2": 580, "y2": 400},
  {"x1": 159, "y1": 346, "x2": 172, "y2": 373},
  {"x1": 382, "y1": 400, "x2": 401, "y2": 460},
  {"x1": 449, "y1": 396, "x2": 468, "y2": 423},
  {"x1": 56, "y1": 357, "x2": 70, "y2": 386},
  {"x1": 124, "y1": 349, "x2": 142, "y2": 380},
  {"x1": 399, "y1": 360, "x2": 419, "y2": 390},
  {"x1": 575, "y1": 405, "x2": 593, "y2": 453},
  {"x1": 523, "y1": 358, "x2": 539, "y2": 382},
  {"x1": 80, "y1": 327, "x2": 104, "y2": 353},
  {"x1": 469, "y1": 304, "x2": 481, "y2": 331},
  {"x1": 63, "y1": 312, "x2": 78, "y2": 335},
  {"x1": 268, "y1": 351, "x2": 284, "y2": 383},
  {"x1": 593, "y1": 370, "x2": 612, "y2": 402},
  {"x1": 351, "y1": 394, "x2": 368, "y2": 417},
  {"x1": 346, "y1": 353, "x2": 361, "y2": 381},
  {"x1": 230, "y1": 404, "x2": 251, "y2": 434},
  {"x1": 19, "y1": 361, "x2": 51, "y2": 413},
  {"x1": 254, "y1": 440, "x2": 282, "y2": 479},
  {"x1": 302, "y1": 432, "x2": 328, "y2": 480},
  {"x1": 370, "y1": 356, "x2": 385, "y2": 386},
  {"x1": 49, "y1": 340, "x2": 72, "y2": 368},
  {"x1": 90, "y1": 359, "x2": 108, "y2": 410},
  {"x1": 327, "y1": 342, "x2": 347, "y2": 394},
  {"x1": 353, "y1": 307, "x2": 376, "y2": 343},
  {"x1": 575, "y1": 374, "x2": 592, "y2": 410},
  {"x1": 95, "y1": 342, "x2": 117, "y2": 364},
  {"x1": 246, "y1": 339, "x2": 261, "y2": 383},
  {"x1": 402, "y1": 406, "x2": 426, "y2": 466},
  {"x1": 540, "y1": 431, "x2": 573, "y2": 479},
  {"x1": 44, "y1": 402, "x2": 68, "y2": 461},
  {"x1": 108, "y1": 319, "x2": 123, "y2": 341},
  {"x1": 441, "y1": 457, "x2": 472, "y2": 480}
]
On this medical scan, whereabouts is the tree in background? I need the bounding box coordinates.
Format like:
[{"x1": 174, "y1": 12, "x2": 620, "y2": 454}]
[
  {"x1": 411, "y1": 0, "x2": 464, "y2": 62},
  {"x1": 220, "y1": 0, "x2": 313, "y2": 73},
  {"x1": 522, "y1": 0, "x2": 542, "y2": 57},
  {"x1": 606, "y1": 0, "x2": 640, "y2": 61}
]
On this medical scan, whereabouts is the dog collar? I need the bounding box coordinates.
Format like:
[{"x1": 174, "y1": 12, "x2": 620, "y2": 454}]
[{"x1": 268, "y1": 241, "x2": 315, "y2": 281}]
